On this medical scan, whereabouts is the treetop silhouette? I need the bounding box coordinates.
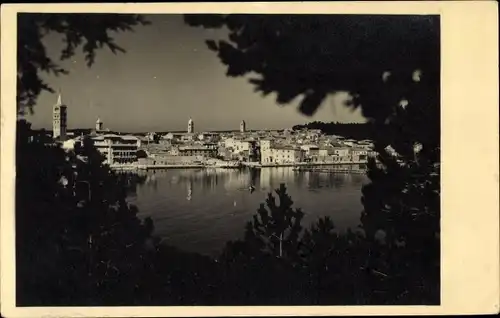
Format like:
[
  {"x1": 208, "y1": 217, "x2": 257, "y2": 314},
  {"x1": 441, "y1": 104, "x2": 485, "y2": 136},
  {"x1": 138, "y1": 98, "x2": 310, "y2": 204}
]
[
  {"x1": 243, "y1": 183, "x2": 304, "y2": 260},
  {"x1": 17, "y1": 13, "x2": 150, "y2": 114},
  {"x1": 184, "y1": 14, "x2": 440, "y2": 124}
]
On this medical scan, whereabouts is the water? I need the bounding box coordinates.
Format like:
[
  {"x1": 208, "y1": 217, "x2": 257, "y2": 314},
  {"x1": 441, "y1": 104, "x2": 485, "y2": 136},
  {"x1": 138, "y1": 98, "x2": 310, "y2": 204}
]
[{"x1": 128, "y1": 166, "x2": 369, "y2": 257}]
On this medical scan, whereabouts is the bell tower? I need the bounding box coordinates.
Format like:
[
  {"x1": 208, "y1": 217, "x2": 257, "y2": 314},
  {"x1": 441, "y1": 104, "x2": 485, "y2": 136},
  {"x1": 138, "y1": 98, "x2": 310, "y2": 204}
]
[
  {"x1": 187, "y1": 117, "x2": 194, "y2": 134},
  {"x1": 96, "y1": 117, "x2": 103, "y2": 131},
  {"x1": 53, "y1": 91, "x2": 68, "y2": 141}
]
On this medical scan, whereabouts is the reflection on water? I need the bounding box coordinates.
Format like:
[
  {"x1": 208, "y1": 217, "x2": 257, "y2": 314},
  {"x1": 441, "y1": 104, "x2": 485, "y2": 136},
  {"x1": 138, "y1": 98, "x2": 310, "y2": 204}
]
[{"x1": 129, "y1": 167, "x2": 369, "y2": 257}]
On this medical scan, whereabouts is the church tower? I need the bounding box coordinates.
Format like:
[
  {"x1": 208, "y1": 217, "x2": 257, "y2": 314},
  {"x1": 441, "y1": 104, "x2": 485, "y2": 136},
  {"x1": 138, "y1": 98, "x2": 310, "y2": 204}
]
[
  {"x1": 187, "y1": 117, "x2": 194, "y2": 134},
  {"x1": 96, "y1": 117, "x2": 103, "y2": 131},
  {"x1": 240, "y1": 120, "x2": 246, "y2": 133},
  {"x1": 53, "y1": 92, "x2": 68, "y2": 140}
]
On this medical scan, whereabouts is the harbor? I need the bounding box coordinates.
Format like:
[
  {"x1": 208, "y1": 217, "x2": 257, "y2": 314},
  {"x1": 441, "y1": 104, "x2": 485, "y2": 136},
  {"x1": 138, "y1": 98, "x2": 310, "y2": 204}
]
[
  {"x1": 292, "y1": 165, "x2": 368, "y2": 174},
  {"x1": 109, "y1": 161, "x2": 370, "y2": 174}
]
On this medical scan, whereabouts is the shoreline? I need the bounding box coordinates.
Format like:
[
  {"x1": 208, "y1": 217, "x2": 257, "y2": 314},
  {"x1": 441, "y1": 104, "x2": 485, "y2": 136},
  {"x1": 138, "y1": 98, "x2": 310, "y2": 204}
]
[
  {"x1": 110, "y1": 161, "x2": 370, "y2": 171},
  {"x1": 246, "y1": 162, "x2": 369, "y2": 168}
]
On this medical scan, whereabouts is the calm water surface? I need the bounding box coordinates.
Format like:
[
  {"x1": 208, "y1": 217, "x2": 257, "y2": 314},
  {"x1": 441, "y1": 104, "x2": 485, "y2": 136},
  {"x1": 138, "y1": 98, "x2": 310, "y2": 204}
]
[{"x1": 128, "y1": 166, "x2": 369, "y2": 257}]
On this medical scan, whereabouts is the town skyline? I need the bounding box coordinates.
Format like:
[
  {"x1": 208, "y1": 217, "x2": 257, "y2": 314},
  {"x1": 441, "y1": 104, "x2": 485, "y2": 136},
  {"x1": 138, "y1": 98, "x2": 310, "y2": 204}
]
[
  {"x1": 29, "y1": 89, "x2": 366, "y2": 134},
  {"x1": 24, "y1": 14, "x2": 366, "y2": 133}
]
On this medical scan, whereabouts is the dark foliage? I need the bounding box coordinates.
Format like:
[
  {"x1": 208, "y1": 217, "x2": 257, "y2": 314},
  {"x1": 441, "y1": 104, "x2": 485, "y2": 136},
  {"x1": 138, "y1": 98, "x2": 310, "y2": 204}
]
[
  {"x1": 184, "y1": 14, "x2": 439, "y2": 121},
  {"x1": 16, "y1": 121, "x2": 221, "y2": 306},
  {"x1": 243, "y1": 184, "x2": 305, "y2": 259},
  {"x1": 17, "y1": 122, "x2": 153, "y2": 305},
  {"x1": 219, "y1": 186, "x2": 423, "y2": 305},
  {"x1": 17, "y1": 13, "x2": 150, "y2": 114}
]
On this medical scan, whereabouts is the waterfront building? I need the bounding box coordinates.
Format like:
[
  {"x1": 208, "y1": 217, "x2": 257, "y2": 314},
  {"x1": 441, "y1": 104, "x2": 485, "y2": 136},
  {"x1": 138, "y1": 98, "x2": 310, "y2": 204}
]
[
  {"x1": 227, "y1": 139, "x2": 252, "y2": 153},
  {"x1": 318, "y1": 148, "x2": 330, "y2": 157},
  {"x1": 310, "y1": 147, "x2": 334, "y2": 163},
  {"x1": 260, "y1": 138, "x2": 304, "y2": 164},
  {"x1": 333, "y1": 147, "x2": 351, "y2": 157},
  {"x1": 178, "y1": 145, "x2": 218, "y2": 158},
  {"x1": 259, "y1": 139, "x2": 273, "y2": 163},
  {"x1": 91, "y1": 134, "x2": 141, "y2": 165},
  {"x1": 270, "y1": 146, "x2": 304, "y2": 164},
  {"x1": 350, "y1": 148, "x2": 369, "y2": 162},
  {"x1": 259, "y1": 139, "x2": 273, "y2": 150},
  {"x1": 52, "y1": 92, "x2": 68, "y2": 141},
  {"x1": 300, "y1": 144, "x2": 320, "y2": 156},
  {"x1": 247, "y1": 140, "x2": 260, "y2": 162},
  {"x1": 217, "y1": 146, "x2": 233, "y2": 160},
  {"x1": 226, "y1": 139, "x2": 259, "y2": 162},
  {"x1": 144, "y1": 144, "x2": 171, "y2": 157}
]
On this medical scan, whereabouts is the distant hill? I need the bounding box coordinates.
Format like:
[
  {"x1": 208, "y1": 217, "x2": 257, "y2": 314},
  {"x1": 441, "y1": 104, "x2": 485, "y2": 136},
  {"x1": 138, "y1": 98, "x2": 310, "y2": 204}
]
[{"x1": 292, "y1": 122, "x2": 376, "y2": 141}]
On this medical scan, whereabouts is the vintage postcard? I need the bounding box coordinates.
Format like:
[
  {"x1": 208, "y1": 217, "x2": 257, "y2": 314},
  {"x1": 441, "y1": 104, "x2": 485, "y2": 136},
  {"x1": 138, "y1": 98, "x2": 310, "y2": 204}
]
[{"x1": 1, "y1": 2, "x2": 499, "y2": 317}]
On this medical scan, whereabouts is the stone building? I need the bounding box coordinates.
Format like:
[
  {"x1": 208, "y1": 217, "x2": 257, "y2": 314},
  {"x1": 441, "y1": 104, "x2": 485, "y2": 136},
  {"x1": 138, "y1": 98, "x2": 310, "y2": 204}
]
[
  {"x1": 187, "y1": 117, "x2": 194, "y2": 134},
  {"x1": 52, "y1": 92, "x2": 68, "y2": 141},
  {"x1": 91, "y1": 134, "x2": 141, "y2": 165}
]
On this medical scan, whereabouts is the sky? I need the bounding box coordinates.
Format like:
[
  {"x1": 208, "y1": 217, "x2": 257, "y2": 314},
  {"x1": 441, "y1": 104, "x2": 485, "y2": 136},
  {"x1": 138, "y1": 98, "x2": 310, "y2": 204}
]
[{"x1": 27, "y1": 14, "x2": 365, "y2": 133}]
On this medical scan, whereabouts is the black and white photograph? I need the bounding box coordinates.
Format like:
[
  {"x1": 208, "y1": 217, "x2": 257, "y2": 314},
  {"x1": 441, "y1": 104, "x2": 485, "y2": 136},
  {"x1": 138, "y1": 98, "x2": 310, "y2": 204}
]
[{"x1": 1, "y1": 2, "x2": 498, "y2": 317}]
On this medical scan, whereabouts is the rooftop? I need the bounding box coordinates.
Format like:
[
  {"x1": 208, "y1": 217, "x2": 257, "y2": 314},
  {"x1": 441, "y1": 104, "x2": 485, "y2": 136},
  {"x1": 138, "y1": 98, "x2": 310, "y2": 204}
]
[
  {"x1": 351, "y1": 148, "x2": 370, "y2": 152},
  {"x1": 273, "y1": 145, "x2": 300, "y2": 151},
  {"x1": 93, "y1": 134, "x2": 139, "y2": 141},
  {"x1": 179, "y1": 146, "x2": 215, "y2": 151}
]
